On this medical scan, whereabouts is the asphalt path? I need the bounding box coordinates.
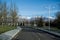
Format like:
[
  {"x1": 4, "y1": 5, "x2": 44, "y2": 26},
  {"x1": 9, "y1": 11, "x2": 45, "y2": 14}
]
[{"x1": 12, "y1": 27, "x2": 60, "y2": 40}]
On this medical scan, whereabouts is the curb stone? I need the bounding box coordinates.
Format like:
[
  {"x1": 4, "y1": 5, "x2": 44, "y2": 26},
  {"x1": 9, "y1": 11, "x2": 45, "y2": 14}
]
[
  {"x1": 37, "y1": 28, "x2": 60, "y2": 38},
  {"x1": 0, "y1": 27, "x2": 22, "y2": 40}
]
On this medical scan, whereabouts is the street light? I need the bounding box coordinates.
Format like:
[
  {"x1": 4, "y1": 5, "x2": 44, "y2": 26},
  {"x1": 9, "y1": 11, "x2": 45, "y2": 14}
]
[{"x1": 45, "y1": 6, "x2": 55, "y2": 31}]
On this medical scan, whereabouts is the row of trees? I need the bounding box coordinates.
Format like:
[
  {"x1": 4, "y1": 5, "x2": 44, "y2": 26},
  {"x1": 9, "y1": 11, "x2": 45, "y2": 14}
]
[
  {"x1": 30, "y1": 11, "x2": 60, "y2": 29},
  {"x1": 0, "y1": 1, "x2": 18, "y2": 26},
  {"x1": 30, "y1": 16, "x2": 44, "y2": 27},
  {"x1": 32, "y1": 11, "x2": 60, "y2": 28}
]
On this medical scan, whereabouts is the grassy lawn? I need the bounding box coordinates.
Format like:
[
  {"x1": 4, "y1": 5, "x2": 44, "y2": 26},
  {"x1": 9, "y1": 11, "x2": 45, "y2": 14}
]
[{"x1": 0, "y1": 25, "x2": 17, "y2": 34}]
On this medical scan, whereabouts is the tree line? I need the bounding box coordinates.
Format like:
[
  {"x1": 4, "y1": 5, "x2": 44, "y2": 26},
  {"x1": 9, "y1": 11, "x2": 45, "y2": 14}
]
[
  {"x1": 30, "y1": 11, "x2": 60, "y2": 29},
  {"x1": 0, "y1": 1, "x2": 18, "y2": 26}
]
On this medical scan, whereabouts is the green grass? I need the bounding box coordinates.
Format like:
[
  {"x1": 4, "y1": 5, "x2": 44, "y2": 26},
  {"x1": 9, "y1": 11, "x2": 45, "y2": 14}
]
[{"x1": 0, "y1": 25, "x2": 16, "y2": 34}]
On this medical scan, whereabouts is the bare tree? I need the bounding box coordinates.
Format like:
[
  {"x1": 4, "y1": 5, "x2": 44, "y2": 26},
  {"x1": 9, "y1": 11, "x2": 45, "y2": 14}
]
[
  {"x1": 10, "y1": 2, "x2": 18, "y2": 26},
  {"x1": 0, "y1": 2, "x2": 2, "y2": 25},
  {"x1": 2, "y1": 2, "x2": 7, "y2": 25}
]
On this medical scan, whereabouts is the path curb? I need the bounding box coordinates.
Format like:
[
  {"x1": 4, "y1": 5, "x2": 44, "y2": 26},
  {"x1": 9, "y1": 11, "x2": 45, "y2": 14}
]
[
  {"x1": 36, "y1": 28, "x2": 60, "y2": 38},
  {"x1": 0, "y1": 27, "x2": 22, "y2": 40}
]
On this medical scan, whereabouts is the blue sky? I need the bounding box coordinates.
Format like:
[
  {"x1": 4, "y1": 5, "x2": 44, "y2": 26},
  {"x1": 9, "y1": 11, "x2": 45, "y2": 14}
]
[{"x1": 0, "y1": 0, "x2": 60, "y2": 18}]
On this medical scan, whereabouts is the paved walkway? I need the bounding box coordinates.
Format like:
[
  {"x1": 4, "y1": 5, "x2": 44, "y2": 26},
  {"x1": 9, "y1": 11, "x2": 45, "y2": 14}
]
[{"x1": 0, "y1": 27, "x2": 22, "y2": 40}]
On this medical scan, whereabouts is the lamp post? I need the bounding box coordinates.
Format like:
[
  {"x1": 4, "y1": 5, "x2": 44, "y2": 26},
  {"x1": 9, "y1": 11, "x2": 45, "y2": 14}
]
[
  {"x1": 48, "y1": 7, "x2": 50, "y2": 31},
  {"x1": 45, "y1": 6, "x2": 55, "y2": 31}
]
